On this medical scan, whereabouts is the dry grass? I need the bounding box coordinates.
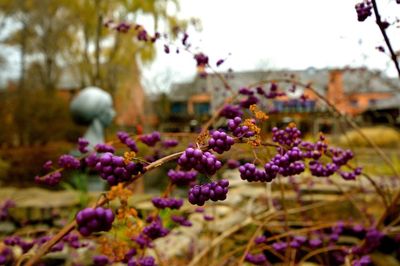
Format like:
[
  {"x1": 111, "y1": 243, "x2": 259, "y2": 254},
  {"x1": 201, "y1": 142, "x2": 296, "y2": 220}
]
[{"x1": 338, "y1": 126, "x2": 400, "y2": 148}]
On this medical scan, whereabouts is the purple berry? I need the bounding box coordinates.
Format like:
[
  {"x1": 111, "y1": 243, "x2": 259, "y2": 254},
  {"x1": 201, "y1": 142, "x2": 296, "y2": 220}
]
[
  {"x1": 76, "y1": 207, "x2": 115, "y2": 236},
  {"x1": 188, "y1": 179, "x2": 229, "y2": 205}
]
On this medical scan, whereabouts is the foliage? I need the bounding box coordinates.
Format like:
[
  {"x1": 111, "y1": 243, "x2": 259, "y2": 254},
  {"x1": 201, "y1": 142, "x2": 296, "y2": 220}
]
[
  {"x1": 0, "y1": 90, "x2": 83, "y2": 147},
  {"x1": 2, "y1": 1, "x2": 400, "y2": 266},
  {"x1": 0, "y1": 159, "x2": 10, "y2": 180},
  {"x1": 0, "y1": 0, "x2": 189, "y2": 95}
]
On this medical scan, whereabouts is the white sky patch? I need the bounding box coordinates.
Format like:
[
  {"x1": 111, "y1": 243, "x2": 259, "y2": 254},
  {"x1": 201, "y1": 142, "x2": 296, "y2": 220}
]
[{"x1": 142, "y1": 0, "x2": 400, "y2": 92}]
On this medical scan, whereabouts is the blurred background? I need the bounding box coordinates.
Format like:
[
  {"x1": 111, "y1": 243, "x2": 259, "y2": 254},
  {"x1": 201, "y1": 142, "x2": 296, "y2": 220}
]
[
  {"x1": 0, "y1": 0, "x2": 399, "y2": 187},
  {"x1": 1, "y1": 2, "x2": 400, "y2": 265}
]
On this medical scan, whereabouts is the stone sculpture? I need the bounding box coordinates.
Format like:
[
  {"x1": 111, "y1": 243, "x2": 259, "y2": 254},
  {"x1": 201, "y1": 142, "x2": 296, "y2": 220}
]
[{"x1": 70, "y1": 86, "x2": 115, "y2": 149}]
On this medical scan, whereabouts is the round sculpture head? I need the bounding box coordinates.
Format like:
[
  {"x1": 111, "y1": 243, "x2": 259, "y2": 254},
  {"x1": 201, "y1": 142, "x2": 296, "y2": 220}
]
[{"x1": 70, "y1": 86, "x2": 116, "y2": 127}]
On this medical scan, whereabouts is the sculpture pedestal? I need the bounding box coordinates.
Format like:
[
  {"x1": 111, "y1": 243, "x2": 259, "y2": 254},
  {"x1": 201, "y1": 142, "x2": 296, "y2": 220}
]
[{"x1": 87, "y1": 176, "x2": 105, "y2": 191}]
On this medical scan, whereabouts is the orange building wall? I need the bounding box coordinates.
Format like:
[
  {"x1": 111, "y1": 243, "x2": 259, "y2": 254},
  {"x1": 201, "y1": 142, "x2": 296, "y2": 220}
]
[
  {"x1": 326, "y1": 70, "x2": 394, "y2": 116},
  {"x1": 114, "y1": 63, "x2": 147, "y2": 127}
]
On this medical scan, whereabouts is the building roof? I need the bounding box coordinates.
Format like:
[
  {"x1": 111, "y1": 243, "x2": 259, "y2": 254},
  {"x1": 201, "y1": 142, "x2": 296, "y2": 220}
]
[
  {"x1": 341, "y1": 68, "x2": 400, "y2": 93},
  {"x1": 370, "y1": 93, "x2": 400, "y2": 110},
  {"x1": 169, "y1": 67, "x2": 400, "y2": 101}
]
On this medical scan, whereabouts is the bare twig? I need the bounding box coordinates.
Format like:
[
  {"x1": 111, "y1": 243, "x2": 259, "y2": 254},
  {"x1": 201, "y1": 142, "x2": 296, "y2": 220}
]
[
  {"x1": 370, "y1": 0, "x2": 400, "y2": 80},
  {"x1": 299, "y1": 245, "x2": 346, "y2": 264},
  {"x1": 24, "y1": 146, "x2": 209, "y2": 266},
  {"x1": 188, "y1": 198, "x2": 347, "y2": 266}
]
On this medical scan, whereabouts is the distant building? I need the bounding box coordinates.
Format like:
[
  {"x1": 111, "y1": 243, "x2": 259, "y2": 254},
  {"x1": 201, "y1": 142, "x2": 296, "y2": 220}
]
[{"x1": 163, "y1": 67, "x2": 400, "y2": 133}]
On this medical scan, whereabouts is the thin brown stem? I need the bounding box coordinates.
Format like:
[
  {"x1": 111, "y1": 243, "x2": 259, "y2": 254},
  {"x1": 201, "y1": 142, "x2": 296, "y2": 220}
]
[
  {"x1": 188, "y1": 198, "x2": 347, "y2": 266},
  {"x1": 24, "y1": 146, "x2": 210, "y2": 266},
  {"x1": 299, "y1": 245, "x2": 346, "y2": 264},
  {"x1": 370, "y1": 0, "x2": 400, "y2": 80}
]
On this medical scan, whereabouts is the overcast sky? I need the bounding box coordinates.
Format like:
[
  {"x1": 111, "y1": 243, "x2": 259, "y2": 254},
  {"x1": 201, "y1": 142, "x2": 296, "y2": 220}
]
[
  {"x1": 141, "y1": 0, "x2": 400, "y2": 92},
  {"x1": 2, "y1": 0, "x2": 400, "y2": 90}
]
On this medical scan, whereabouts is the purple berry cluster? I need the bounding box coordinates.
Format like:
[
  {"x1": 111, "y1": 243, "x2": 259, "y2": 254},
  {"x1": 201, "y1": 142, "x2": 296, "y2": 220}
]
[
  {"x1": 95, "y1": 143, "x2": 116, "y2": 153},
  {"x1": 93, "y1": 255, "x2": 110, "y2": 266},
  {"x1": 78, "y1": 138, "x2": 90, "y2": 153},
  {"x1": 256, "y1": 86, "x2": 265, "y2": 95},
  {"x1": 226, "y1": 159, "x2": 240, "y2": 169},
  {"x1": 310, "y1": 163, "x2": 338, "y2": 179},
  {"x1": 254, "y1": 235, "x2": 266, "y2": 244},
  {"x1": 35, "y1": 171, "x2": 62, "y2": 186},
  {"x1": 139, "y1": 132, "x2": 161, "y2": 147},
  {"x1": 245, "y1": 253, "x2": 267, "y2": 265},
  {"x1": 265, "y1": 83, "x2": 285, "y2": 99},
  {"x1": 95, "y1": 152, "x2": 144, "y2": 185},
  {"x1": 42, "y1": 160, "x2": 53, "y2": 171},
  {"x1": 141, "y1": 218, "x2": 169, "y2": 240},
  {"x1": 355, "y1": 1, "x2": 372, "y2": 22},
  {"x1": 356, "y1": 228, "x2": 384, "y2": 254},
  {"x1": 63, "y1": 233, "x2": 83, "y2": 249},
  {"x1": 309, "y1": 238, "x2": 323, "y2": 248},
  {"x1": 35, "y1": 154, "x2": 82, "y2": 186},
  {"x1": 85, "y1": 152, "x2": 99, "y2": 168},
  {"x1": 238, "y1": 87, "x2": 254, "y2": 95},
  {"x1": 182, "y1": 32, "x2": 189, "y2": 46},
  {"x1": 0, "y1": 200, "x2": 15, "y2": 221},
  {"x1": 122, "y1": 248, "x2": 137, "y2": 263},
  {"x1": 272, "y1": 241, "x2": 288, "y2": 253},
  {"x1": 115, "y1": 22, "x2": 130, "y2": 33},
  {"x1": 58, "y1": 154, "x2": 81, "y2": 170},
  {"x1": 76, "y1": 207, "x2": 115, "y2": 236},
  {"x1": 300, "y1": 141, "x2": 324, "y2": 159},
  {"x1": 36, "y1": 237, "x2": 63, "y2": 253},
  {"x1": 208, "y1": 130, "x2": 235, "y2": 154},
  {"x1": 163, "y1": 44, "x2": 170, "y2": 54},
  {"x1": 137, "y1": 28, "x2": 148, "y2": 42},
  {"x1": 167, "y1": 169, "x2": 197, "y2": 185},
  {"x1": 331, "y1": 148, "x2": 354, "y2": 165},
  {"x1": 239, "y1": 163, "x2": 273, "y2": 182},
  {"x1": 268, "y1": 148, "x2": 305, "y2": 177},
  {"x1": 304, "y1": 144, "x2": 360, "y2": 178},
  {"x1": 128, "y1": 256, "x2": 156, "y2": 266},
  {"x1": 220, "y1": 104, "x2": 243, "y2": 119},
  {"x1": 203, "y1": 214, "x2": 214, "y2": 221},
  {"x1": 4, "y1": 236, "x2": 34, "y2": 253},
  {"x1": 240, "y1": 95, "x2": 259, "y2": 108},
  {"x1": 271, "y1": 235, "x2": 323, "y2": 254},
  {"x1": 178, "y1": 148, "x2": 222, "y2": 175},
  {"x1": 151, "y1": 197, "x2": 183, "y2": 209},
  {"x1": 171, "y1": 215, "x2": 192, "y2": 227},
  {"x1": 239, "y1": 147, "x2": 306, "y2": 182},
  {"x1": 290, "y1": 235, "x2": 307, "y2": 248},
  {"x1": 264, "y1": 222, "x2": 388, "y2": 264},
  {"x1": 352, "y1": 256, "x2": 372, "y2": 266},
  {"x1": 117, "y1": 131, "x2": 139, "y2": 152},
  {"x1": 134, "y1": 234, "x2": 152, "y2": 248},
  {"x1": 227, "y1": 117, "x2": 255, "y2": 138},
  {"x1": 0, "y1": 247, "x2": 13, "y2": 265},
  {"x1": 216, "y1": 59, "x2": 224, "y2": 66},
  {"x1": 194, "y1": 53, "x2": 209, "y2": 67},
  {"x1": 272, "y1": 126, "x2": 301, "y2": 147},
  {"x1": 162, "y1": 139, "x2": 179, "y2": 148},
  {"x1": 270, "y1": 125, "x2": 360, "y2": 179},
  {"x1": 188, "y1": 179, "x2": 229, "y2": 205},
  {"x1": 340, "y1": 167, "x2": 362, "y2": 180}
]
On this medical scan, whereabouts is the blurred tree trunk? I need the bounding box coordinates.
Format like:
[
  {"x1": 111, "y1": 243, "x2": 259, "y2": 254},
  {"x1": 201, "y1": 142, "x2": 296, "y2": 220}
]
[
  {"x1": 94, "y1": 0, "x2": 102, "y2": 87},
  {"x1": 16, "y1": 21, "x2": 28, "y2": 146}
]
